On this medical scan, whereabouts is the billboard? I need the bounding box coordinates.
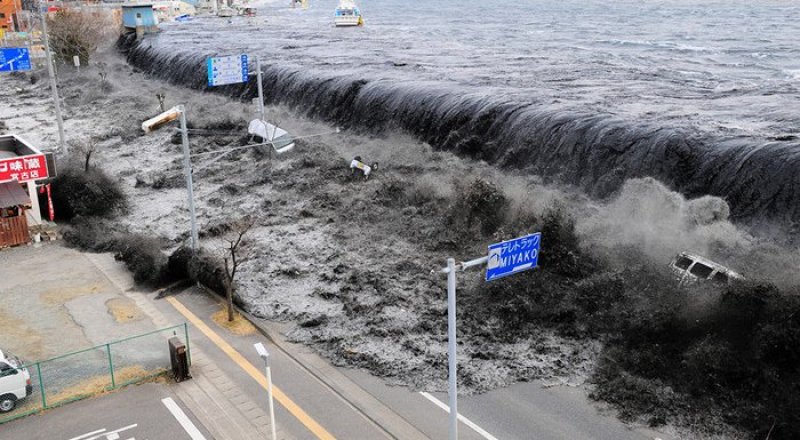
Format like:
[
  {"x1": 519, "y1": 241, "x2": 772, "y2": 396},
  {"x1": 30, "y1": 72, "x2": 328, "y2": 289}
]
[{"x1": 0, "y1": 154, "x2": 50, "y2": 183}]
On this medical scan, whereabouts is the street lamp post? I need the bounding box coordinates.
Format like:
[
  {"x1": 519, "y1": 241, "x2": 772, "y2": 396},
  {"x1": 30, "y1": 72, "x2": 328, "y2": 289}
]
[
  {"x1": 141, "y1": 105, "x2": 199, "y2": 251},
  {"x1": 254, "y1": 342, "x2": 277, "y2": 440}
]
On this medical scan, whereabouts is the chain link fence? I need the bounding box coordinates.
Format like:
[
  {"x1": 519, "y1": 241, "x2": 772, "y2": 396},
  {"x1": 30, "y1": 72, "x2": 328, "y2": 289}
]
[{"x1": 0, "y1": 323, "x2": 189, "y2": 424}]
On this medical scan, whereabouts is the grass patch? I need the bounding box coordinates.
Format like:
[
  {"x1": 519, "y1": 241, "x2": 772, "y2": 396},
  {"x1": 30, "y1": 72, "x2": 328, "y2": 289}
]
[
  {"x1": 105, "y1": 297, "x2": 142, "y2": 323},
  {"x1": 40, "y1": 284, "x2": 104, "y2": 305},
  {"x1": 211, "y1": 308, "x2": 256, "y2": 336},
  {"x1": 44, "y1": 365, "x2": 164, "y2": 407}
]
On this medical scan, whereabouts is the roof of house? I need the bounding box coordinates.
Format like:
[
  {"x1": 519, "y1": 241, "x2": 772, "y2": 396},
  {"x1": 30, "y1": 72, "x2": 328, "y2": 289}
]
[{"x1": 0, "y1": 181, "x2": 30, "y2": 208}]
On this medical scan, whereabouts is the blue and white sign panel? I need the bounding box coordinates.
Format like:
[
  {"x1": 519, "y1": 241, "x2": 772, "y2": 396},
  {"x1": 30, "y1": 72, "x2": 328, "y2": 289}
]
[
  {"x1": 0, "y1": 48, "x2": 32, "y2": 73},
  {"x1": 486, "y1": 232, "x2": 541, "y2": 281},
  {"x1": 207, "y1": 54, "x2": 248, "y2": 87}
]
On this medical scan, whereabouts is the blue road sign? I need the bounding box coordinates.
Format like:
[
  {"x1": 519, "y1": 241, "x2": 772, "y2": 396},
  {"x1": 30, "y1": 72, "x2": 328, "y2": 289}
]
[
  {"x1": 207, "y1": 54, "x2": 248, "y2": 87},
  {"x1": 486, "y1": 232, "x2": 541, "y2": 281},
  {"x1": 0, "y1": 48, "x2": 32, "y2": 73}
]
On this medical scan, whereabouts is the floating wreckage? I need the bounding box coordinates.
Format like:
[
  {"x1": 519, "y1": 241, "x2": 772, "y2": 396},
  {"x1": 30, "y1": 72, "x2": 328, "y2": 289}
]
[{"x1": 248, "y1": 119, "x2": 295, "y2": 154}]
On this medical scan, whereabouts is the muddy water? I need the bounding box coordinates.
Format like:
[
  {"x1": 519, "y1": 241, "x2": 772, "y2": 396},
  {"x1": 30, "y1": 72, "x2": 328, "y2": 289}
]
[{"x1": 122, "y1": 0, "x2": 800, "y2": 226}]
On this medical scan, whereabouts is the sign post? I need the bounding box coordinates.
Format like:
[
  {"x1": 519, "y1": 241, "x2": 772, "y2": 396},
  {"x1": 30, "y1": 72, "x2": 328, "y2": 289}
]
[
  {"x1": 446, "y1": 257, "x2": 458, "y2": 440},
  {"x1": 436, "y1": 232, "x2": 541, "y2": 440},
  {"x1": 255, "y1": 55, "x2": 265, "y2": 123},
  {"x1": 178, "y1": 105, "x2": 199, "y2": 251}
]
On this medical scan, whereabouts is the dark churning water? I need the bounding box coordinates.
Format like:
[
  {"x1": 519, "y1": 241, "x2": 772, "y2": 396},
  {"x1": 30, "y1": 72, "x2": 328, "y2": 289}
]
[{"x1": 122, "y1": 0, "x2": 800, "y2": 227}]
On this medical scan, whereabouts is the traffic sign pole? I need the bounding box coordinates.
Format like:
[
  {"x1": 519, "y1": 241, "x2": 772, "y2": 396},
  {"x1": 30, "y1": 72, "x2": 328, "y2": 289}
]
[
  {"x1": 439, "y1": 255, "x2": 487, "y2": 440},
  {"x1": 256, "y1": 55, "x2": 265, "y2": 123},
  {"x1": 38, "y1": 2, "x2": 67, "y2": 154},
  {"x1": 446, "y1": 257, "x2": 458, "y2": 440},
  {"x1": 177, "y1": 105, "x2": 199, "y2": 251},
  {"x1": 435, "y1": 232, "x2": 540, "y2": 440}
]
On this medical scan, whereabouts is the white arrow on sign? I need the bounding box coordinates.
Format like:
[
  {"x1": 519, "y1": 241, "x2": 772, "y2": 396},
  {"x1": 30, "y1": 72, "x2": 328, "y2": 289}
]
[{"x1": 0, "y1": 54, "x2": 24, "y2": 70}]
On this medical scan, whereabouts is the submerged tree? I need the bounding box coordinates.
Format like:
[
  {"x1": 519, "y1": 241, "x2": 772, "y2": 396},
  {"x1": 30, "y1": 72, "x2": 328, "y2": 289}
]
[{"x1": 46, "y1": 9, "x2": 114, "y2": 66}]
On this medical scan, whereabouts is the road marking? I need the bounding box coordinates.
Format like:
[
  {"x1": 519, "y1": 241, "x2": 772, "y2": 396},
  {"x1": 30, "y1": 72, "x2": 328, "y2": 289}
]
[
  {"x1": 166, "y1": 296, "x2": 336, "y2": 440},
  {"x1": 419, "y1": 392, "x2": 499, "y2": 440},
  {"x1": 68, "y1": 429, "x2": 106, "y2": 440},
  {"x1": 162, "y1": 397, "x2": 207, "y2": 440},
  {"x1": 68, "y1": 424, "x2": 138, "y2": 440}
]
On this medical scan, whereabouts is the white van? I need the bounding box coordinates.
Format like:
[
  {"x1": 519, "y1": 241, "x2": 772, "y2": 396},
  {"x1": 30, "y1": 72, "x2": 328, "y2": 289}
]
[
  {"x1": 670, "y1": 252, "x2": 744, "y2": 286},
  {"x1": 0, "y1": 349, "x2": 32, "y2": 413}
]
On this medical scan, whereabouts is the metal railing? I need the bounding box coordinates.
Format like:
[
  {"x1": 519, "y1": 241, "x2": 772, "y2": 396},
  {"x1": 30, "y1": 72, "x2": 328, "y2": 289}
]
[{"x1": 0, "y1": 323, "x2": 189, "y2": 424}]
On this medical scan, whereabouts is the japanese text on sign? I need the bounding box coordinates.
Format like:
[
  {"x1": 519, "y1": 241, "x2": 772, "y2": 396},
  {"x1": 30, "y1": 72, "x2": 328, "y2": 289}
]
[
  {"x1": 0, "y1": 154, "x2": 49, "y2": 183},
  {"x1": 486, "y1": 232, "x2": 541, "y2": 281}
]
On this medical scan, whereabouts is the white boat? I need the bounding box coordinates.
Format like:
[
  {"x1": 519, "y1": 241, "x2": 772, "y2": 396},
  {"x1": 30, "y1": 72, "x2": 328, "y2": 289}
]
[{"x1": 334, "y1": 0, "x2": 363, "y2": 27}]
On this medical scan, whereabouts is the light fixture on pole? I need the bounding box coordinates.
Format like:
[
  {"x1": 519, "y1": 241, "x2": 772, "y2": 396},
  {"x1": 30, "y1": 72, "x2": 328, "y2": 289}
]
[
  {"x1": 141, "y1": 105, "x2": 199, "y2": 251},
  {"x1": 254, "y1": 342, "x2": 277, "y2": 440}
]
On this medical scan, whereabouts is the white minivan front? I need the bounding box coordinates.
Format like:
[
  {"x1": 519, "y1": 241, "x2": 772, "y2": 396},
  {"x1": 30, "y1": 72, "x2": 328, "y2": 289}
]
[{"x1": 0, "y1": 349, "x2": 32, "y2": 413}]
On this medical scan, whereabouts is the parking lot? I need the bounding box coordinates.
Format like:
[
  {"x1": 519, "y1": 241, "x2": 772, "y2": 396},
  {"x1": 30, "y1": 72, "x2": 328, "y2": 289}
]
[
  {"x1": 1, "y1": 382, "x2": 212, "y2": 440},
  {"x1": 0, "y1": 243, "x2": 170, "y2": 421}
]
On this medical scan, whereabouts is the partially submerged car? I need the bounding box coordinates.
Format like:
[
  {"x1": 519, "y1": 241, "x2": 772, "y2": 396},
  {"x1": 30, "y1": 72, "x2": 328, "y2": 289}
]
[{"x1": 670, "y1": 252, "x2": 744, "y2": 286}]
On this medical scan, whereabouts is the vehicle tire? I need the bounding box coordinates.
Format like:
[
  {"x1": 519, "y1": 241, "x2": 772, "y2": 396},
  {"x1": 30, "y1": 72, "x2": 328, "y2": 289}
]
[{"x1": 0, "y1": 394, "x2": 16, "y2": 413}]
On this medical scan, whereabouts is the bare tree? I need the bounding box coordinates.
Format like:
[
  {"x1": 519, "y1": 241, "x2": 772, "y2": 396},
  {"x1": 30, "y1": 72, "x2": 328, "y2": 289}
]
[
  {"x1": 221, "y1": 217, "x2": 256, "y2": 322},
  {"x1": 96, "y1": 62, "x2": 108, "y2": 82},
  {"x1": 46, "y1": 9, "x2": 115, "y2": 66},
  {"x1": 69, "y1": 137, "x2": 98, "y2": 171},
  {"x1": 96, "y1": 61, "x2": 112, "y2": 92}
]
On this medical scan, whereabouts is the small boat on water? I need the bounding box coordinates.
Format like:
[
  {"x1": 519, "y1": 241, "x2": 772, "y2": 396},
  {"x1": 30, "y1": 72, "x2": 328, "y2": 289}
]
[{"x1": 334, "y1": 0, "x2": 363, "y2": 26}]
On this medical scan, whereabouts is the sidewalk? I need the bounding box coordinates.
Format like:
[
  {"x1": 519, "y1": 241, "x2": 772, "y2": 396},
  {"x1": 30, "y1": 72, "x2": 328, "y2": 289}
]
[{"x1": 85, "y1": 252, "x2": 294, "y2": 440}]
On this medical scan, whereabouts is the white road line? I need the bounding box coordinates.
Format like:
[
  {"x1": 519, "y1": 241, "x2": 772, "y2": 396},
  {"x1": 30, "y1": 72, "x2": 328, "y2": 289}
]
[
  {"x1": 419, "y1": 392, "x2": 499, "y2": 440},
  {"x1": 162, "y1": 397, "x2": 208, "y2": 440},
  {"x1": 68, "y1": 425, "x2": 138, "y2": 440},
  {"x1": 68, "y1": 429, "x2": 107, "y2": 440}
]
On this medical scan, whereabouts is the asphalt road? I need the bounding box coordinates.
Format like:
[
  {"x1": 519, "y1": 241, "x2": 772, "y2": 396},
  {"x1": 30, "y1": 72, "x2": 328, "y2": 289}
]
[
  {"x1": 0, "y1": 382, "x2": 212, "y2": 440},
  {"x1": 165, "y1": 289, "x2": 669, "y2": 440},
  {"x1": 158, "y1": 290, "x2": 393, "y2": 440}
]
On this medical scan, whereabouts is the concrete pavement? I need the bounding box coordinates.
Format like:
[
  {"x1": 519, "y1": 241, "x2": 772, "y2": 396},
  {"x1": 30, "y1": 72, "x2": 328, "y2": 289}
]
[
  {"x1": 1, "y1": 383, "x2": 213, "y2": 440},
  {"x1": 85, "y1": 252, "x2": 290, "y2": 440}
]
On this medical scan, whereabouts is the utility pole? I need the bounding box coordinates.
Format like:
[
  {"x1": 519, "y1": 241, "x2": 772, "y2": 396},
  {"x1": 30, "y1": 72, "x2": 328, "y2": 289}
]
[{"x1": 38, "y1": 1, "x2": 67, "y2": 154}]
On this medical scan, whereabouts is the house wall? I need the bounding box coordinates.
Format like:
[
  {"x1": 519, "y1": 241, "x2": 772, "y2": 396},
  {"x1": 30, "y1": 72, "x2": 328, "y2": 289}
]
[
  {"x1": 122, "y1": 6, "x2": 158, "y2": 28},
  {"x1": 0, "y1": 0, "x2": 22, "y2": 31}
]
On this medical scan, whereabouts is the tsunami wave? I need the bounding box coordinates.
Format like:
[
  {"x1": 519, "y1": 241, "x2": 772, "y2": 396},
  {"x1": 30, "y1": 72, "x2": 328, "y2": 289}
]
[{"x1": 119, "y1": 35, "x2": 800, "y2": 230}]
